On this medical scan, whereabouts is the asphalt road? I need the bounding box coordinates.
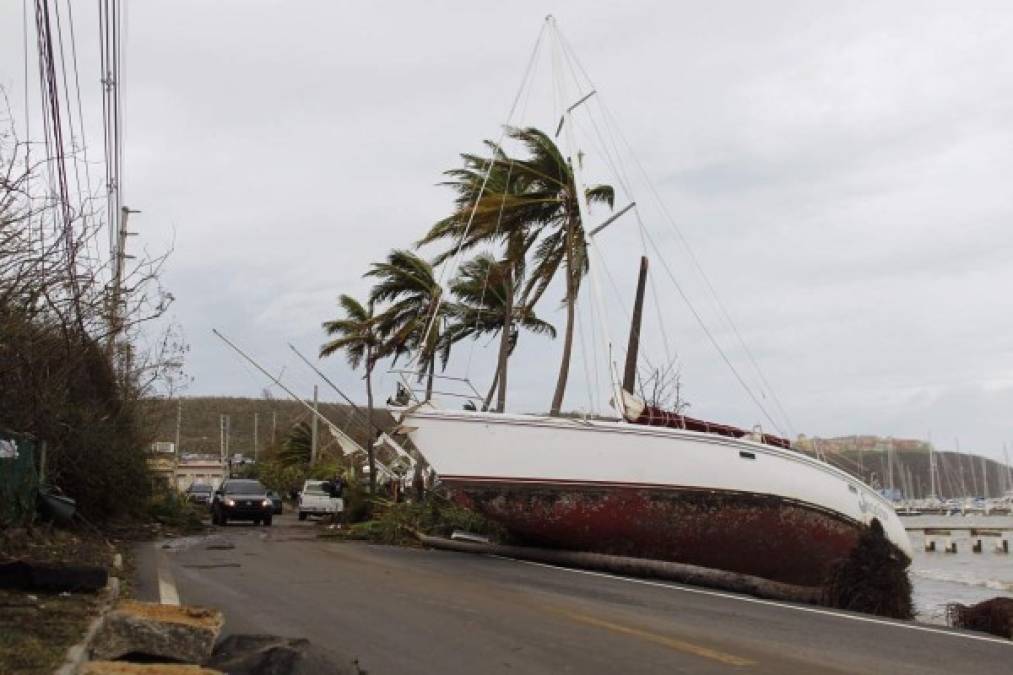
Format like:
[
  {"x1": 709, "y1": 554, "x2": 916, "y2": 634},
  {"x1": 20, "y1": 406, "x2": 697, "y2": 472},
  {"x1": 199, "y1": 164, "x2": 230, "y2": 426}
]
[{"x1": 133, "y1": 512, "x2": 1013, "y2": 674}]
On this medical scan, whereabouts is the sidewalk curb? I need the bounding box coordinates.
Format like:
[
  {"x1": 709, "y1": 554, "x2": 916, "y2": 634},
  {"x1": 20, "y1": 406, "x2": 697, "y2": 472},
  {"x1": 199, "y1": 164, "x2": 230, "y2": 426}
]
[{"x1": 55, "y1": 575, "x2": 121, "y2": 675}]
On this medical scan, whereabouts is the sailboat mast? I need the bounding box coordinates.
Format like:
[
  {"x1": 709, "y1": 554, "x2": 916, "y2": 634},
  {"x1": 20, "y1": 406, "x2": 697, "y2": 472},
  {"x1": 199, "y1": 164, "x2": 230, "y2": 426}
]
[
  {"x1": 550, "y1": 18, "x2": 625, "y2": 418},
  {"x1": 623, "y1": 256, "x2": 649, "y2": 394}
]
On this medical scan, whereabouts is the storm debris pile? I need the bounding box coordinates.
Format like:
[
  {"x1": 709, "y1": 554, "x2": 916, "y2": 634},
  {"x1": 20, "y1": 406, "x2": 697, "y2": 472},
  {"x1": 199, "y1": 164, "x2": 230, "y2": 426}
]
[
  {"x1": 947, "y1": 597, "x2": 1013, "y2": 639},
  {"x1": 822, "y1": 518, "x2": 913, "y2": 619}
]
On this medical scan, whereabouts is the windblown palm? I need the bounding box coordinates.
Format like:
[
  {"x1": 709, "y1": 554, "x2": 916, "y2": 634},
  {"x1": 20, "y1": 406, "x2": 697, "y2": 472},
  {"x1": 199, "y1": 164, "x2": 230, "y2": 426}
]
[
  {"x1": 446, "y1": 253, "x2": 556, "y2": 411},
  {"x1": 419, "y1": 126, "x2": 614, "y2": 415},
  {"x1": 320, "y1": 294, "x2": 380, "y2": 494},
  {"x1": 366, "y1": 250, "x2": 448, "y2": 400},
  {"x1": 276, "y1": 421, "x2": 313, "y2": 469}
]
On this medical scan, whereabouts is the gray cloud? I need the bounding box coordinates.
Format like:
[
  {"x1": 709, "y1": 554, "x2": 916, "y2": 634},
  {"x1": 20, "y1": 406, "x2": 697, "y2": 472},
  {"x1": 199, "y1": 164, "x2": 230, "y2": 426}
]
[{"x1": 3, "y1": 1, "x2": 1012, "y2": 460}]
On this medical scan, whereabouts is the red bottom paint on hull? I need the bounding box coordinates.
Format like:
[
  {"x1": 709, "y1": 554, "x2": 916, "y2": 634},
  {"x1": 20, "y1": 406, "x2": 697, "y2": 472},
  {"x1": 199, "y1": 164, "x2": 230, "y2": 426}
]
[{"x1": 447, "y1": 480, "x2": 862, "y2": 587}]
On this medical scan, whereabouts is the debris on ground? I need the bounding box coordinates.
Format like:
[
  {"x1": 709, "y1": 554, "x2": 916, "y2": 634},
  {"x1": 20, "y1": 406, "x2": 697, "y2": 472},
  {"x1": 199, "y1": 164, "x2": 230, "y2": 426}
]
[
  {"x1": 0, "y1": 526, "x2": 118, "y2": 674},
  {"x1": 81, "y1": 662, "x2": 223, "y2": 674},
  {"x1": 0, "y1": 560, "x2": 108, "y2": 592},
  {"x1": 822, "y1": 518, "x2": 914, "y2": 619},
  {"x1": 947, "y1": 597, "x2": 1013, "y2": 639},
  {"x1": 89, "y1": 600, "x2": 224, "y2": 664},
  {"x1": 205, "y1": 634, "x2": 364, "y2": 675}
]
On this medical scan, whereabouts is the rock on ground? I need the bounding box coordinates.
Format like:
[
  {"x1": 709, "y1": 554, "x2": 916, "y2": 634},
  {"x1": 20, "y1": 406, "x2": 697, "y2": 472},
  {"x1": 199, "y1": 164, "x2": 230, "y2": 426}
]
[
  {"x1": 82, "y1": 662, "x2": 222, "y2": 674},
  {"x1": 89, "y1": 600, "x2": 224, "y2": 663},
  {"x1": 204, "y1": 634, "x2": 364, "y2": 675},
  {"x1": 947, "y1": 597, "x2": 1013, "y2": 639}
]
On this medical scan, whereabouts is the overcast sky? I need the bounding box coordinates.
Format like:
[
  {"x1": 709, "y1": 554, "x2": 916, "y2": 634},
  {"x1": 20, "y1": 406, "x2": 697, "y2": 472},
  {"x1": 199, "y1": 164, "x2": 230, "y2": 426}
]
[{"x1": 3, "y1": 1, "x2": 1012, "y2": 460}]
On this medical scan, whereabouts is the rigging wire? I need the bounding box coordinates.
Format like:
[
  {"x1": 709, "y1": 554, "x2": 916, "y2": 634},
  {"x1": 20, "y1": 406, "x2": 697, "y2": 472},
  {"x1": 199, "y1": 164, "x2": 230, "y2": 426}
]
[
  {"x1": 22, "y1": 0, "x2": 31, "y2": 202},
  {"x1": 413, "y1": 21, "x2": 548, "y2": 377},
  {"x1": 639, "y1": 222, "x2": 786, "y2": 437},
  {"x1": 556, "y1": 26, "x2": 795, "y2": 436},
  {"x1": 462, "y1": 32, "x2": 544, "y2": 384},
  {"x1": 66, "y1": 0, "x2": 98, "y2": 252}
]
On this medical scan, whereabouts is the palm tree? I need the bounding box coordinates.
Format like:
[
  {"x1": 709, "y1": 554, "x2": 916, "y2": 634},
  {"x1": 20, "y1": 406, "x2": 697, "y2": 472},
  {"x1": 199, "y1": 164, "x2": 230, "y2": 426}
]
[
  {"x1": 419, "y1": 127, "x2": 614, "y2": 415},
  {"x1": 446, "y1": 253, "x2": 556, "y2": 411},
  {"x1": 320, "y1": 294, "x2": 380, "y2": 495},
  {"x1": 365, "y1": 250, "x2": 447, "y2": 400},
  {"x1": 277, "y1": 421, "x2": 313, "y2": 468}
]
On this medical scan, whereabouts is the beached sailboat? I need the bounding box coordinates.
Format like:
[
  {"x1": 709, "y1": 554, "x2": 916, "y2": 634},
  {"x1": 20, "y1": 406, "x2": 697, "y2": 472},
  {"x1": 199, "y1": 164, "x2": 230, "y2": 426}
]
[{"x1": 393, "y1": 18, "x2": 911, "y2": 587}]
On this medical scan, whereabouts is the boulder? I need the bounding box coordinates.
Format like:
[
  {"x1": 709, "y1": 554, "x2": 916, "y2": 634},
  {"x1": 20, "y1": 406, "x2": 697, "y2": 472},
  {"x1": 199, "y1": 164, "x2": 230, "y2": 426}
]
[
  {"x1": 82, "y1": 662, "x2": 222, "y2": 674},
  {"x1": 205, "y1": 634, "x2": 363, "y2": 675},
  {"x1": 947, "y1": 597, "x2": 1013, "y2": 639},
  {"x1": 90, "y1": 600, "x2": 224, "y2": 663}
]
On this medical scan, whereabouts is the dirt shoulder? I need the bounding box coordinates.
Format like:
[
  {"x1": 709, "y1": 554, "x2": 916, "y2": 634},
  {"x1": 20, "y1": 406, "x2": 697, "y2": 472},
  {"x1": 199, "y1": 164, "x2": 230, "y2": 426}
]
[{"x1": 0, "y1": 527, "x2": 114, "y2": 674}]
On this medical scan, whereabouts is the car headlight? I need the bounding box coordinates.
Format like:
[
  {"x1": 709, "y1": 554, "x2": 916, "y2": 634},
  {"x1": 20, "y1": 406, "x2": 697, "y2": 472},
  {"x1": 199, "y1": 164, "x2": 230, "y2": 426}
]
[
  {"x1": 224, "y1": 498, "x2": 236, "y2": 507},
  {"x1": 262, "y1": 499, "x2": 272, "y2": 507}
]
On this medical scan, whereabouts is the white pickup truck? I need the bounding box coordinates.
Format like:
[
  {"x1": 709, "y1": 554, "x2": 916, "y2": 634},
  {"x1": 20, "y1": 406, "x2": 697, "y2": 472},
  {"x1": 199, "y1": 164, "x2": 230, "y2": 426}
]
[{"x1": 297, "y1": 480, "x2": 343, "y2": 521}]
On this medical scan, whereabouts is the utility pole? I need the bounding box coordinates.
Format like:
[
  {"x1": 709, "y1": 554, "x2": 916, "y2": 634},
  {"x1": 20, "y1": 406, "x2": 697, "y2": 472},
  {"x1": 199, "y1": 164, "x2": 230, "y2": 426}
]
[
  {"x1": 225, "y1": 415, "x2": 231, "y2": 460},
  {"x1": 253, "y1": 413, "x2": 259, "y2": 462},
  {"x1": 107, "y1": 206, "x2": 139, "y2": 380},
  {"x1": 272, "y1": 411, "x2": 277, "y2": 446},
  {"x1": 310, "y1": 385, "x2": 319, "y2": 465},
  {"x1": 219, "y1": 414, "x2": 225, "y2": 465},
  {"x1": 175, "y1": 399, "x2": 182, "y2": 457}
]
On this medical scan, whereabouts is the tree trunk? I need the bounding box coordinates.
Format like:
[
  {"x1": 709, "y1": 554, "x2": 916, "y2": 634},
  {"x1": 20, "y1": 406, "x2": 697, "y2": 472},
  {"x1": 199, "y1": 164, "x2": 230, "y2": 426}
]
[
  {"x1": 482, "y1": 366, "x2": 499, "y2": 412},
  {"x1": 366, "y1": 355, "x2": 377, "y2": 496},
  {"x1": 550, "y1": 218, "x2": 577, "y2": 416},
  {"x1": 425, "y1": 355, "x2": 435, "y2": 401},
  {"x1": 495, "y1": 267, "x2": 514, "y2": 413}
]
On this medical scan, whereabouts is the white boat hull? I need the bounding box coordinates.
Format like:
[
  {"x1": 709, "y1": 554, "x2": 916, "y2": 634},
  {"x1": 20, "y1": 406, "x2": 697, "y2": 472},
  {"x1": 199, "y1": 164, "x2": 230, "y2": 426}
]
[{"x1": 397, "y1": 405, "x2": 912, "y2": 586}]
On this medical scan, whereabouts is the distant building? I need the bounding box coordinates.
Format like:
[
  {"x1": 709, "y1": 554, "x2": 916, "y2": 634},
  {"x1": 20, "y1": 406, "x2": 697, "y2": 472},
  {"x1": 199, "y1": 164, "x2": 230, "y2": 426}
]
[
  {"x1": 146, "y1": 454, "x2": 177, "y2": 489},
  {"x1": 175, "y1": 458, "x2": 226, "y2": 492},
  {"x1": 150, "y1": 441, "x2": 176, "y2": 454}
]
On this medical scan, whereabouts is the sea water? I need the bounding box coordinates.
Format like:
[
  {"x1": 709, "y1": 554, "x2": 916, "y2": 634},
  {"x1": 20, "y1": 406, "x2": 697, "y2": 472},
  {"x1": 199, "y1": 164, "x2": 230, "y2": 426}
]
[{"x1": 903, "y1": 515, "x2": 1013, "y2": 624}]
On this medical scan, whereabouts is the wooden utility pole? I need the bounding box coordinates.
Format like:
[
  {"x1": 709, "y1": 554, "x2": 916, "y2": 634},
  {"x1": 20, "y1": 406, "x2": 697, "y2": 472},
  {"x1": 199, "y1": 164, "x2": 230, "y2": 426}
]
[
  {"x1": 272, "y1": 411, "x2": 277, "y2": 446},
  {"x1": 175, "y1": 399, "x2": 182, "y2": 456},
  {"x1": 623, "y1": 256, "x2": 649, "y2": 395},
  {"x1": 253, "y1": 413, "x2": 259, "y2": 462},
  {"x1": 219, "y1": 414, "x2": 225, "y2": 464},
  {"x1": 310, "y1": 386, "x2": 319, "y2": 465}
]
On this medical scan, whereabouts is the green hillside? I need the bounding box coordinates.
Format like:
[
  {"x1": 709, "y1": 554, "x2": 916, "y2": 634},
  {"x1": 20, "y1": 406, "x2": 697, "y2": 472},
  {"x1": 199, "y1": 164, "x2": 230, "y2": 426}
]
[
  {"x1": 142, "y1": 396, "x2": 395, "y2": 460},
  {"x1": 796, "y1": 436, "x2": 1012, "y2": 499}
]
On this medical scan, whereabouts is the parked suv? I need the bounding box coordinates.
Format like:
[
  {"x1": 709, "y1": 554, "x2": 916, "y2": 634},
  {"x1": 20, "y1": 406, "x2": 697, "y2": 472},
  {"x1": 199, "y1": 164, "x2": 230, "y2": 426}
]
[
  {"x1": 211, "y1": 479, "x2": 274, "y2": 526},
  {"x1": 184, "y1": 483, "x2": 213, "y2": 506}
]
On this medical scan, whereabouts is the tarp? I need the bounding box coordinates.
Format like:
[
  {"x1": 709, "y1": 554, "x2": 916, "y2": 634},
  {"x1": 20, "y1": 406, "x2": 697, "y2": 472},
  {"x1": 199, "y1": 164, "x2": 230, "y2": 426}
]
[
  {"x1": 0, "y1": 431, "x2": 38, "y2": 527},
  {"x1": 632, "y1": 405, "x2": 792, "y2": 450}
]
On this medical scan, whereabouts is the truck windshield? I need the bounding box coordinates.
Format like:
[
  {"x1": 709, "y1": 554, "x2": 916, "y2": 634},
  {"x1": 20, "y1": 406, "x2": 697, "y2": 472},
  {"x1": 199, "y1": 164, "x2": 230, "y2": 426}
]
[{"x1": 304, "y1": 484, "x2": 326, "y2": 495}]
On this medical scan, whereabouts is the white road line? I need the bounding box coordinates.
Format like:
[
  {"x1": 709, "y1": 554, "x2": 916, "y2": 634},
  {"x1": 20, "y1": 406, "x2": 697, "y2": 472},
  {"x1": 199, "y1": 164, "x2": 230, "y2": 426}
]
[
  {"x1": 499, "y1": 557, "x2": 1013, "y2": 647},
  {"x1": 155, "y1": 543, "x2": 180, "y2": 606}
]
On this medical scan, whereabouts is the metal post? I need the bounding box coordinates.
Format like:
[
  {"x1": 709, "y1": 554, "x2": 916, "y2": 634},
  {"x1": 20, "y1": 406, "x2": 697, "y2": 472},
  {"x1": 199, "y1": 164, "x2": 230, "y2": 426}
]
[{"x1": 310, "y1": 386, "x2": 319, "y2": 465}]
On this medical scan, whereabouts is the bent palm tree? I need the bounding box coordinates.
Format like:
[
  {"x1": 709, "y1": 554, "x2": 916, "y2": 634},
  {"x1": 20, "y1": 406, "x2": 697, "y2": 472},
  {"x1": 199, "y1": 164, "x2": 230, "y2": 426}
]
[
  {"x1": 447, "y1": 253, "x2": 556, "y2": 411},
  {"x1": 366, "y1": 250, "x2": 447, "y2": 400},
  {"x1": 320, "y1": 294, "x2": 380, "y2": 494},
  {"x1": 419, "y1": 127, "x2": 614, "y2": 415},
  {"x1": 277, "y1": 421, "x2": 313, "y2": 469}
]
